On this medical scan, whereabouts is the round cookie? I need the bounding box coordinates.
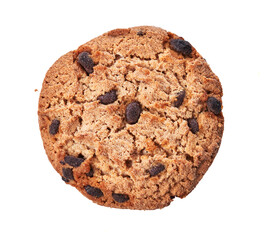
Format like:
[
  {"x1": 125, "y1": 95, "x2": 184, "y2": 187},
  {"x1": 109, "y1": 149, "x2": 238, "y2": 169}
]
[{"x1": 38, "y1": 26, "x2": 224, "y2": 210}]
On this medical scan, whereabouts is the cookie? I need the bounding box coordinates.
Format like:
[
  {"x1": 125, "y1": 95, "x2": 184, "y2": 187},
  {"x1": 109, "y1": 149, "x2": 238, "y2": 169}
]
[{"x1": 38, "y1": 26, "x2": 224, "y2": 210}]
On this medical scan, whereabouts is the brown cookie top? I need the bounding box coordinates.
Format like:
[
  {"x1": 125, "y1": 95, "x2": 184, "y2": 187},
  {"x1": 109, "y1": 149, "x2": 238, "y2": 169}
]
[{"x1": 38, "y1": 26, "x2": 224, "y2": 210}]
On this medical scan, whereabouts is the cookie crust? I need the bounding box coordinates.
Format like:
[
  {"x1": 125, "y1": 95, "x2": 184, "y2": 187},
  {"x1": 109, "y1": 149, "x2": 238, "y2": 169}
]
[{"x1": 38, "y1": 26, "x2": 224, "y2": 210}]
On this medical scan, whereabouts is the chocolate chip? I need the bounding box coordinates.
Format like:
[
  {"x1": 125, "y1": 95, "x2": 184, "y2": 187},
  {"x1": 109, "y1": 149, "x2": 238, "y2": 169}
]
[
  {"x1": 174, "y1": 90, "x2": 186, "y2": 108},
  {"x1": 187, "y1": 118, "x2": 199, "y2": 134},
  {"x1": 60, "y1": 160, "x2": 65, "y2": 165},
  {"x1": 64, "y1": 156, "x2": 85, "y2": 167},
  {"x1": 97, "y1": 89, "x2": 117, "y2": 105},
  {"x1": 186, "y1": 154, "x2": 194, "y2": 162},
  {"x1": 137, "y1": 31, "x2": 145, "y2": 36},
  {"x1": 149, "y1": 164, "x2": 165, "y2": 177},
  {"x1": 49, "y1": 119, "x2": 60, "y2": 135},
  {"x1": 112, "y1": 193, "x2": 130, "y2": 203},
  {"x1": 77, "y1": 52, "x2": 94, "y2": 74},
  {"x1": 86, "y1": 166, "x2": 94, "y2": 177},
  {"x1": 126, "y1": 101, "x2": 142, "y2": 124},
  {"x1": 115, "y1": 54, "x2": 122, "y2": 60},
  {"x1": 170, "y1": 196, "x2": 176, "y2": 199},
  {"x1": 207, "y1": 97, "x2": 222, "y2": 115},
  {"x1": 84, "y1": 185, "x2": 103, "y2": 198},
  {"x1": 125, "y1": 160, "x2": 132, "y2": 168},
  {"x1": 62, "y1": 168, "x2": 74, "y2": 181},
  {"x1": 170, "y1": 39, "x2": 192, "y2": 57}
]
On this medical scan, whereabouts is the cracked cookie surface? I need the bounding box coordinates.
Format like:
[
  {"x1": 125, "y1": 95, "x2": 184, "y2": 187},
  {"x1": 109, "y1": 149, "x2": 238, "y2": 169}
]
[{"x1": 38, "y1": 26, "x2": 224, "y2": 210}]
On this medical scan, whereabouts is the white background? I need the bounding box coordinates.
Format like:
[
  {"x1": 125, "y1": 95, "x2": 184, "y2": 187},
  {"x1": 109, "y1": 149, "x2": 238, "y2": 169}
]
[{"x1": 1, "y1": 0, "x2": 267, "y2": 239}]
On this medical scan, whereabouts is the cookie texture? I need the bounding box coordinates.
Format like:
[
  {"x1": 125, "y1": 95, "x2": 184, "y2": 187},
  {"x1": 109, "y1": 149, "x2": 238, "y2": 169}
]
[{"x1": 38, "y1": 26, "x2": 224, "y2": 210}]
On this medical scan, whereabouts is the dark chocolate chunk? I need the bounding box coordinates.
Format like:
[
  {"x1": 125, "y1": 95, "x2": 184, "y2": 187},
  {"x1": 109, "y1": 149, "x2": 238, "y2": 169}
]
[
  {"x1": 149, "y1": 164, "x2": 165, "y2": 177},
  {"x1": 86, "y1": 166, "x2": 94, "y2": 177},
  {"x1": 97, "y1": 89, "x2": 117, "y2": 105},
  {"x1": 126, "y1": 101, "x2": 142, "y2": 124},
  {"x1": 112, "y1": 193, "x2": 130, "y2": 203},
  {"x1": 174, "y1": 90, "x2": 186, "y2": 108},
  {"x1": 170, "y1": 39, "x2": 192, "y2": 57},
  {"x1": 137, "y1": 31, "x2": 145, "y2": 36},
  {"x1": 64, "y1": 156, "x2": 85, "y2": 167},
  {"x1": 77, "y1": 52, "x2": 94, "y2": 74},
  {"x1": 84, "y1": 185, "x2": 103, "y2": 198},
  {"x1": 60, "y1": 160, "x2": 65, "y2": 165},
  {"x1": 49, "y1": 119, "x2": 60, "y2": 135},
  {"x1": 187, "y1": 118, "x2": 199, "y2": 134},
  {"x1": 62, "y1": 168, "x2": 74, "y2": 181},
  {"x1": 207, "y1": 97, "x2": 222, "y2": 115}
]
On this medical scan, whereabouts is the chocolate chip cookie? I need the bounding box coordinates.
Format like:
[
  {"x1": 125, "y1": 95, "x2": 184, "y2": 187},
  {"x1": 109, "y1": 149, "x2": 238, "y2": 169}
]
[{"x1": 38, "y1": 26, "x2": 224, "y2": 210}]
